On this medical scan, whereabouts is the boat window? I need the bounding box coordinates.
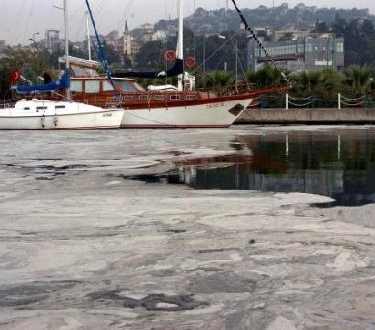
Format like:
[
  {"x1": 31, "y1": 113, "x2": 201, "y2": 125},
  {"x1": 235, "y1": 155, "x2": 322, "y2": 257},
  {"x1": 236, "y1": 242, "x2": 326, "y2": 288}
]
[
  {"x1": 113, "y1": 80, "x2": 139, "y2": 92},
  {"x1": 170, "y1": 95, "x2": 180, "y2": 101},
  {"x1": 103, "y1": 81, "x2": 115, "y2": 92},
  {"x1": 36, "y1": 106, "x2": 47, "y2": 110},
  {"x1": 55, "y1": 105, "x2": 66, "y2": 109},
  {"x1": 24, "y1": 107, "x2": 30, "y2": 110},
  {"x1": 71, "y1": 80, "x2": 83, "y2": 93},
  {"x1": 85, "y1": 80, "x2": 100, "y2": 93}
]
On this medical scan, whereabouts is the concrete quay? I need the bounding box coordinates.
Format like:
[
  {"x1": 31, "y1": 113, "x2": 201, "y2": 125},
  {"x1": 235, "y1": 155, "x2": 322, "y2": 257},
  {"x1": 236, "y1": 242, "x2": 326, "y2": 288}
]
[{"x1": 237, "y1": 108, "x2": 375, "y2": 124}]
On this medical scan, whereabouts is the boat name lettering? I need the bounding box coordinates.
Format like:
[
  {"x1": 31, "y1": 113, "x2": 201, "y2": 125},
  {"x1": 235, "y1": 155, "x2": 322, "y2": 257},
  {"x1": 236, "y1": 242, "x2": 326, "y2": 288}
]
[{"x1": 207, "y1": 102, "x2": 225, "y2": 108}]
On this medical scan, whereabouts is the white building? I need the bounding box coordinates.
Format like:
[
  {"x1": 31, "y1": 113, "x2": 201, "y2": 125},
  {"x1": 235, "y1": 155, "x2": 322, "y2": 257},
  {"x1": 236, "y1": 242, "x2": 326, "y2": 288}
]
[
  {"x1": 44, "y1": 30, "x2": 61, "y2": 53},
  {"x1": 123, "y1": 21, "x2": 141, "y2": 61}
]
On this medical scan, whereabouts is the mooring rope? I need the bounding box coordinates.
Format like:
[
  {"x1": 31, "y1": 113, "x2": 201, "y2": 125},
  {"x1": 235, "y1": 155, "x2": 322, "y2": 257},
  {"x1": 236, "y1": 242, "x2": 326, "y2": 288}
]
[
  {"x1": 288, "y1": 100, "x2": 314, "y2": 107},
  {"x1": 288, "y1": 95, "x2": 314, "y2": 102},
  {"x1": 340, "y1": 95, "x2": 365, "y2": 102}
]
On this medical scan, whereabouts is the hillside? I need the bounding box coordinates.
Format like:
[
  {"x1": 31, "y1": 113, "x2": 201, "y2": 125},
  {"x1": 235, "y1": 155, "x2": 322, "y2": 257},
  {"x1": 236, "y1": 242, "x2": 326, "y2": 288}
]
[{"x1": 155, "y1": 3, "x2": 373, "y2": 34}]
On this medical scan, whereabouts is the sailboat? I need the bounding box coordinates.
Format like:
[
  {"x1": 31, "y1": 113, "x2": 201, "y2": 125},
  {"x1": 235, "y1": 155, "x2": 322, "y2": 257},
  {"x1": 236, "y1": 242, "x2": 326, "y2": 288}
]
[
  {"x1": 117, "y1": 0, "x2": 252, "y2": 128},
  {"x1": 0, "y1": 0, "x2": 123, "y2": 130},
  {"x1": 62, "y1": 0, "x2": 257, "y2": 128}
]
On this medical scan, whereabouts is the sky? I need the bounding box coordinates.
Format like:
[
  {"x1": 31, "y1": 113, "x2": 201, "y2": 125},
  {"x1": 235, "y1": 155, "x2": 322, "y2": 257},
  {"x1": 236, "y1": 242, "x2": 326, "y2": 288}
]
[{"x1": 0, "y1": 0, "x2": 374, "y2": 45}]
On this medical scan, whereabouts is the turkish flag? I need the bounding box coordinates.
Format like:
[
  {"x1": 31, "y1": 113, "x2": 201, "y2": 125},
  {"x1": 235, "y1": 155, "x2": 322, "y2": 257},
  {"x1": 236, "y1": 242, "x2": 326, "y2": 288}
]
[{"x1": 9, "y1": 70, "x2": 21, "y2": 85}]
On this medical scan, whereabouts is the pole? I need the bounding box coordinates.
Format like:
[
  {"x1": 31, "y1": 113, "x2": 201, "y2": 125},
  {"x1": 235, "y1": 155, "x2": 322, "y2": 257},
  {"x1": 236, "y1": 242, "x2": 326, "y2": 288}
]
[
  {"x1": 64, "y1": 0, "x2": 71, "y2": 100},
  {"x1": 338, "y1": 93, "x2": 341, "y2": 110},
  {"x1": 177, "y1": 0, "x2": 184, "y2": 91},
  {"x1": 86, "y1": 11, "x2": 92, "y2": 61},
  {"x1": 235, "y1": 39, "x2": 238, "y2": 92},
  {"x1": 203, "y1": 36, "x2": 206, "y2": 74},
  {"x1": 286, "y1": 93, "x2": 289, "y2": 110}
]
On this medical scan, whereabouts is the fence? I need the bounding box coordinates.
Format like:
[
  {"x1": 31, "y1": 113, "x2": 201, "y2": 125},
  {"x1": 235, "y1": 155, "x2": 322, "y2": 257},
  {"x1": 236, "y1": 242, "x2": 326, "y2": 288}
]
[{"x1": 282, "y1": 93, "x2": 375, "y2": 110}]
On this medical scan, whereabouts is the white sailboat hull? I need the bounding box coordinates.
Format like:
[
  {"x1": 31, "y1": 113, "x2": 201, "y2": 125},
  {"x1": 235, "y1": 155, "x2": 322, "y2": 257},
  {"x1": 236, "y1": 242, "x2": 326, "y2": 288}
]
[
  {"x1": 121, "y1": 99, "x2": 251, "y2": 128},
  {"x1": 0, "y1": 101, "x2": 123, "y2": 130}
]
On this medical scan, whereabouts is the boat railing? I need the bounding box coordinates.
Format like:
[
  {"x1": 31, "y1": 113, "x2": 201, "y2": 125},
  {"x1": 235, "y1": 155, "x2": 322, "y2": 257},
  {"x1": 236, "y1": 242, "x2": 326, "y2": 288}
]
[
  {"x1": 101, "y1": 84, "x2": 288, "y2": 107},
  {"x1": 105, "y1": 91, "x2": 203, "y2": 107},
  {"x1": 0, "y1": 101, "x2": 16, "y2": 109}
]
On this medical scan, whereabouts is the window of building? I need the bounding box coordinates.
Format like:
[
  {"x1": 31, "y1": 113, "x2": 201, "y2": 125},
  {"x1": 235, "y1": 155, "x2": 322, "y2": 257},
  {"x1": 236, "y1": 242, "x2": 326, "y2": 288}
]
[
  {"x1": 85, "y1": 80, "x2": 100, "y2": 93},
  {"x1": 336, "y1": 42, "x2": 344, "y2": 53}
]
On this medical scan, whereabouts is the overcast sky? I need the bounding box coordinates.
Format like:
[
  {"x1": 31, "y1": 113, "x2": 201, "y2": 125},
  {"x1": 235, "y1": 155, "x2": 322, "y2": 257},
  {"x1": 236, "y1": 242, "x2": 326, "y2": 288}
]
[{"x1": 1, "y1": 0, "x2": 374, "y2": 45}]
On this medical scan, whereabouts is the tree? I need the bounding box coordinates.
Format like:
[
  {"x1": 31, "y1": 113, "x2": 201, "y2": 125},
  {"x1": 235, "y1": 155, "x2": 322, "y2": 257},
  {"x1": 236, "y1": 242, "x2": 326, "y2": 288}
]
[
  {"x1": 246, "y1": 65, "x2": 284, "y2": 88},
  {"x1": 0, "y1": 47, "x2": 52, "y2": 99},
  {"x1": 344, "y1": 65, "x2": 373, "y2": 96},
  {"x1": 135, "y1": 40, "x2": 164, "y2": 69},
  {"x1": 198, "y1": 70, "x2": 234, "y2": 94}
]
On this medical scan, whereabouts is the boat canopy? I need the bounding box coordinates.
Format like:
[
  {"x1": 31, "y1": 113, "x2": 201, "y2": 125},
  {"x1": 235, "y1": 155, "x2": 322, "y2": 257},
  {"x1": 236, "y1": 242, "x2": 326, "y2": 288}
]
[
  {"x1": 113, "y1": 59, "x2": 184, "y2": 79},
  {"x1": 16, "y1": 71, "x2": 70, "y2": 95}
]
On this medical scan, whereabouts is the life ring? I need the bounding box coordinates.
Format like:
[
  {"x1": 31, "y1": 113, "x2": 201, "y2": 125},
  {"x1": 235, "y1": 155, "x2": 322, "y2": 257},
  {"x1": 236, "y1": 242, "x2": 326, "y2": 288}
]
[
  {"x1": 185, "y1": 56, "x2": 196, "y2": 69},
  {"x1": 164, "y1": 50, "x2": 176, "y2": 63}
]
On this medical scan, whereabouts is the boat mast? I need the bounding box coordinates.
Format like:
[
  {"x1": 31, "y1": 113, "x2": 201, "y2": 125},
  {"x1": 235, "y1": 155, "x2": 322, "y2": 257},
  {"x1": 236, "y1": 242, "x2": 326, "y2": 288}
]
[
  {"x1": 177, "y1": 0, "x2": 184, "y2": 91},
  {"x1": 64, "y1": 0, "x2": 71, "y2": 100},
  {"x1": 86, "y1": 11, "x2": 92, "y2": 61}
]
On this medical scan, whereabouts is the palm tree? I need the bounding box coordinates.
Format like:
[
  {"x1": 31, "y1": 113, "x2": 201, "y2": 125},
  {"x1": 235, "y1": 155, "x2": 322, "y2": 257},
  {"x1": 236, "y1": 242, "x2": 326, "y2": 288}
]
[
  {"x1": 202, "y1": 70, "x2": 234, "y2": 94},
  {"x1": 344, "y1": 65, "x2": 373, "y2": 96},
  {"x1": 246, "y1": 65, "x2": 284, "y2": 88},
  {"x1": 291, "y1": 70, "x2": 323, "y2": 96}
]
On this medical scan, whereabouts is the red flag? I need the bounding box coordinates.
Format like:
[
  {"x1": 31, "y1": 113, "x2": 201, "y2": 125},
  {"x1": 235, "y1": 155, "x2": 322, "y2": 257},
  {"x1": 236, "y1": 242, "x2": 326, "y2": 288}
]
[{"x1": 10, "y1": 70, "x2": 21, "y2": 85}]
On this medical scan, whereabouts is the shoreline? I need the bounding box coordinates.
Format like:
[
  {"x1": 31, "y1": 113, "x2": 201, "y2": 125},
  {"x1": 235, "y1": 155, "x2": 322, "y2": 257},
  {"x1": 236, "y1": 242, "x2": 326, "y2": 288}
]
[{"x1": 237, "y1": 108, "x2": 375, "y2": 125}]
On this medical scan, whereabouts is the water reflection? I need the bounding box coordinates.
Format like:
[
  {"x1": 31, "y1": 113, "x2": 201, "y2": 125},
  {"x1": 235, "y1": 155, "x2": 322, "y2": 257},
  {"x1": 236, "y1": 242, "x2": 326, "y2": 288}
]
[{"x1": 176, "y1": 129, "x2": 375, "y2": 206}]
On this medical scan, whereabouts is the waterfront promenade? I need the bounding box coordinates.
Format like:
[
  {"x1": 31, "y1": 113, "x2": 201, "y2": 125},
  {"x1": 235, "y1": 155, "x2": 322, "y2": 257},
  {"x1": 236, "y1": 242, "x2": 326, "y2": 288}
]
[{"x1": 238, "y1": 108, "x2": 375, "y2": 124}]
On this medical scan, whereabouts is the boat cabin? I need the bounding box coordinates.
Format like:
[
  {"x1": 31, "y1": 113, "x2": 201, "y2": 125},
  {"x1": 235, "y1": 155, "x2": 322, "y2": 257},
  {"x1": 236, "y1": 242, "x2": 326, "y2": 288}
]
[{"x1": 70, "y1": 76, "x2": 145, "y2": 96}]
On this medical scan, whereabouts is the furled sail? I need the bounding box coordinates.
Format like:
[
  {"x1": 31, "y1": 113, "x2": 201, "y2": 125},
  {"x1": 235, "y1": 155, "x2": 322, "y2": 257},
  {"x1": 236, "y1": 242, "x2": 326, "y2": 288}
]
[
  {"x1": 16, "y1": 71, "x2": 70, "y2": 95},
  {"x1": 113, "y1": 59, "x2": 184, "y2": 79}
]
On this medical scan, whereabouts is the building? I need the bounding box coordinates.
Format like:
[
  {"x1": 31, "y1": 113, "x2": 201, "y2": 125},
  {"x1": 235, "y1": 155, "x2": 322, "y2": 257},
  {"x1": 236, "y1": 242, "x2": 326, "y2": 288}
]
[
  {"x1": 273, "y1": 29, "x2": 312, "y2": 41},
  {"x1": 44, "y1": 30, "x2": 61, "y2": 53},
  {"x1": 152, "y1": 30, "x2": 167, "y2": 42},
  {"x1": 123, "y1": 21, "x2": 142, "y2": 62},
  {"x1": 249, "y1": 33, "x2": 344, "y2": 72},
  {"x1": 140, "y1": 23, "x2": 154, "y2": 43}
]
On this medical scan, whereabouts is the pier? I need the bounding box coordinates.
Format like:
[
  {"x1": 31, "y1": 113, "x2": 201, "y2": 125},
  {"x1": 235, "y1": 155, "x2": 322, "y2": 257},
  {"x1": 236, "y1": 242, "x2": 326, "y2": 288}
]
[{"x1": 237, "y1": 108, "x2": 375, "y2": 124}]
